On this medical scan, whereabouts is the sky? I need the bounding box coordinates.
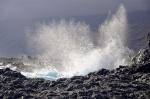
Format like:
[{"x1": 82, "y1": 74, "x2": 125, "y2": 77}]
[
  {"x1": 0, "y1": 0, "x2": 149, "y2": 56},
  {"x1": 0, "y1": 0, "x2": 149, "y2": 20}
]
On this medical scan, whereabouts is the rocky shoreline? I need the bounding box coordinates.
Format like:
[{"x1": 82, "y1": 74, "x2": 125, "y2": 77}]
[
  {"x1": 1, "y1": 41, "x2": 150, "y2": 98},
  {"x1": 0, "y1": 56, "x2": 150, "y2": 99}
]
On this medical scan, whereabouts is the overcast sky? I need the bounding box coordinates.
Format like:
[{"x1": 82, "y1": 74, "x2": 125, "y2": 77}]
[
  {"x1": 0, "y1": 0, "x2": 149, "y2": 56},
  {"x1": 0, "y1": 0, "x2": 149, "y2": 20}
]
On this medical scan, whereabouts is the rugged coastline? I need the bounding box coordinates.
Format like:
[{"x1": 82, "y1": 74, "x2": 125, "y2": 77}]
[{"x1": 0, "y1": 40, "x2": 150, "y2": 99}]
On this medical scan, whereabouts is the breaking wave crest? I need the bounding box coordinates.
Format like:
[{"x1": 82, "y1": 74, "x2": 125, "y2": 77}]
[{"x1": 22, "y1": 5, "x2": 133, "y2": 79}]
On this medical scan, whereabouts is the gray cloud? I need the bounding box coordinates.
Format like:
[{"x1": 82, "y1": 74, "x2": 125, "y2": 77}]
[
  {"x1": 0, "y1": 0, "x2": 148, "y2": 20},
  {"x1": 0, "y1": 0, "x2": 149, "y2": 57},
  {"x1": 144, "y1": 0, "x2": 150, "y2": 10}
]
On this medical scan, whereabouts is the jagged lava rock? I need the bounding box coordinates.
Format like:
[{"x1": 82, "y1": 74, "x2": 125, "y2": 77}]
[
  {"x1": 0, "y1": 62, "x2": 150, "y2": 98},
  {"x1": 1, "y1": 34, "x2": 150, "y2": 98}
]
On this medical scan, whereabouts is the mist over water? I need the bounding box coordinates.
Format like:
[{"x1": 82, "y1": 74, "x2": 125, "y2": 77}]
[{"x1": 23, "y1": 5, "x2": 133, "y2": 79}]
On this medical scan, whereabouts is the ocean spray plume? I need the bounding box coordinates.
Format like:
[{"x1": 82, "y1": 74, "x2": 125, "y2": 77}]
[
  {"x1": 97, "y1": 4, "x2": 131, "y2": 68},
  {"x1": 24, "y1": 4, "x2": 133, "y2": 79}
]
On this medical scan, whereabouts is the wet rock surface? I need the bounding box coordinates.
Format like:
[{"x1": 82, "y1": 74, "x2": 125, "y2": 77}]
[
  {"x1": 1, "y1": 34, "x2": 150, "y2": 99},
  {"x1": 0, "y1": 59, "x2": 150, "y2": 98}
]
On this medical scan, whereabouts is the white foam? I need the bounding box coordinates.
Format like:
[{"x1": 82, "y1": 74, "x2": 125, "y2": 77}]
[
  {"x1": 24, "y1": 4, "x2": 133, "y2": 79},
  {"x1": 0, "y1": 64, "x2": 17, "y2": 71}
]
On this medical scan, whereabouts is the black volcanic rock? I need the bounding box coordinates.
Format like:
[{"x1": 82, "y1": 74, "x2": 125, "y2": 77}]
[
  {"x1": 0, "y1": 61, "x2": 150, "y2": 98},
  {"x1": 1, "y1": 34, "x2": 150, "y2": 98}
]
